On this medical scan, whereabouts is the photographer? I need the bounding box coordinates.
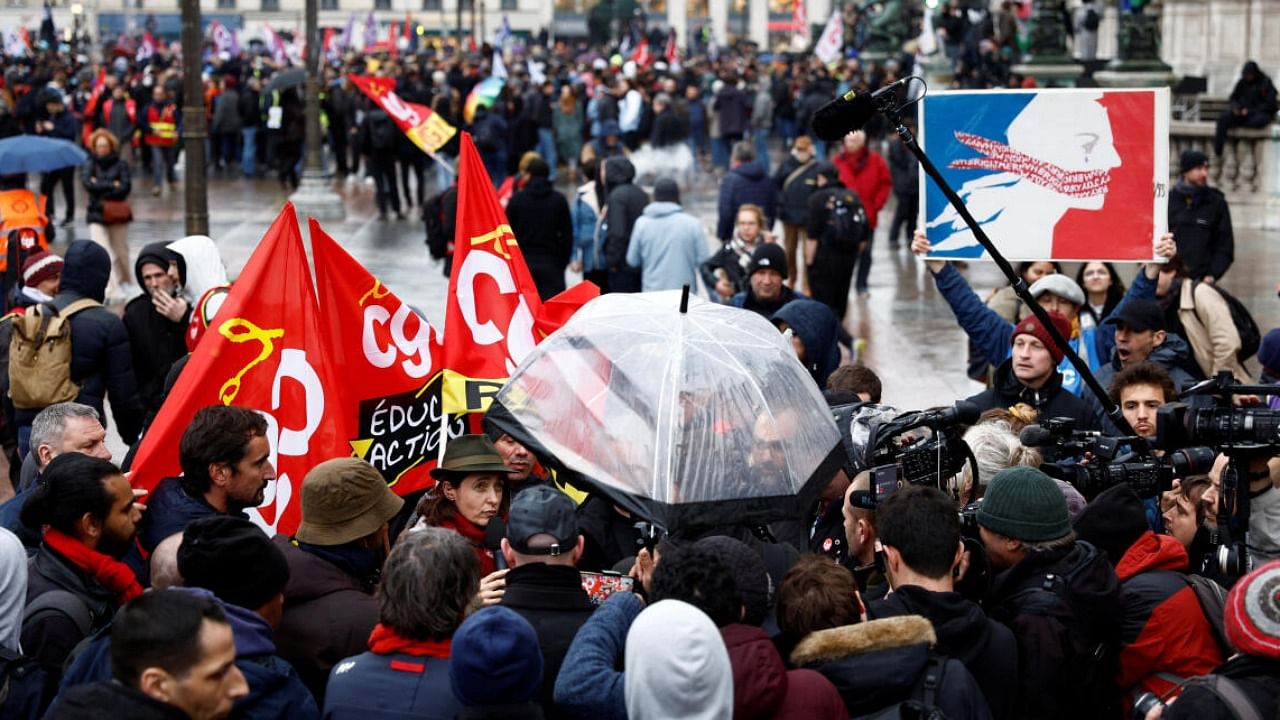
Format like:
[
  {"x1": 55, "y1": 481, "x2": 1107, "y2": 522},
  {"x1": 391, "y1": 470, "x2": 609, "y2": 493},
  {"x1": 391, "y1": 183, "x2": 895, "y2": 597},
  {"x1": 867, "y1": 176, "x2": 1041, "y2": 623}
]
[
  {"x1": 1203, "y1": 453, "x2": 1280, "y2": 565},
  {"x1": 1144, "y1": 561, "x2": 1280, "y2": 720},
  {"x1": 977, "y1": 466, "x2": 1123, "y2": 720},
  {"x1": 865, "y1": 485, "x2": 1018, "y2": 719}
]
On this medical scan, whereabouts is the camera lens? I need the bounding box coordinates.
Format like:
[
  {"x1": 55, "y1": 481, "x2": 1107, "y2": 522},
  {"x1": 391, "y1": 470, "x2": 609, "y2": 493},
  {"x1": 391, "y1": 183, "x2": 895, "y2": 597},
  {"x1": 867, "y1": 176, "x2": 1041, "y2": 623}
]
[{"x1": 1131, "y1": 692, "x2": 1164, "y2": 720}]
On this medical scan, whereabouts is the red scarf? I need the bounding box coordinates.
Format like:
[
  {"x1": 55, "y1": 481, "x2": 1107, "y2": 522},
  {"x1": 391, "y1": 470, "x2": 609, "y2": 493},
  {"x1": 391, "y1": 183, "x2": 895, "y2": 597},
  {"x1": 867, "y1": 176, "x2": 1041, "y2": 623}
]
[
  {"x1": 368, "y1": 623, "x2": 452, "y2": 658},
  {"x1": 43, "y1": 529, "x2": 144, "y2": 605},
  {"x1": 440, "y1": 515, "x2": 497, "y2": 576}
]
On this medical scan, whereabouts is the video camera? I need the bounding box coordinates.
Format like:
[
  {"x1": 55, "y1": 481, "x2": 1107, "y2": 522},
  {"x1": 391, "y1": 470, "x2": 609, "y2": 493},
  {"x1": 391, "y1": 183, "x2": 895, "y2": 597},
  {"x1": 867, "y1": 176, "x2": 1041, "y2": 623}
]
[
  {"x1": 864, "y1": 401, "x2": 980, "y2": 492},
  {"x1": 1019, "y1": 418, "x2": 1215, "y2": 500}
]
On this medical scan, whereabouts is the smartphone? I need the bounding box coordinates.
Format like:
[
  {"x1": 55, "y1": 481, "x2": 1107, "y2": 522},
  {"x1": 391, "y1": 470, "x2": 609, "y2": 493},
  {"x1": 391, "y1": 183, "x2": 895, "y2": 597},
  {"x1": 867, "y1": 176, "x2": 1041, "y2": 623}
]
[{"x1": 580, "y1": 571, "x2": 635, "y2": 605}]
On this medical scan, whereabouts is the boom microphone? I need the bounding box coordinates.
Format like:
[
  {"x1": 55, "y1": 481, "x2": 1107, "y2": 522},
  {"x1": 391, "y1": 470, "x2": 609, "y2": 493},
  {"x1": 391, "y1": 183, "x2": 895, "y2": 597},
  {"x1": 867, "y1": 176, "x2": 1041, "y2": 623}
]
[
  {"x1": 811, "y1": 78, "x2": 910, "y2": 142},
  {"x1": 1018, "y1": 424, "x2": 1054, "y2": 449}
]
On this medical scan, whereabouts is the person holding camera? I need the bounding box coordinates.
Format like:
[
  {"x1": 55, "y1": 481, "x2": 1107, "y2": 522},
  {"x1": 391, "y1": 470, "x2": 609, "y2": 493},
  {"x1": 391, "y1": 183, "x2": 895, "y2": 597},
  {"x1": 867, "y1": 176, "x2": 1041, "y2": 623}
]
[
  {"x1": 1203, "y1": 453, "x2": 1280, "y2": 565},
  {"x1": 1140, "y1": 560, "x2": 1280, "y2": 720},
  {"x1": 864, "y1": 485, "x2": 1019, "y2": 719},
  {"x1": 977, "y1": 466, "x2": 1123, "y2": 720}
]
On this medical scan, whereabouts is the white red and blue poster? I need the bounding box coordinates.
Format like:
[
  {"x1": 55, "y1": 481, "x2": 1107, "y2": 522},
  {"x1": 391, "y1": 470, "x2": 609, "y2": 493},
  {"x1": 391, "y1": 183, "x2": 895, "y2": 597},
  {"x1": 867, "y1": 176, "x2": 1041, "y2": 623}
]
[{"x1": 920, "y1": 87, "x2": 1169, "y2": 262}]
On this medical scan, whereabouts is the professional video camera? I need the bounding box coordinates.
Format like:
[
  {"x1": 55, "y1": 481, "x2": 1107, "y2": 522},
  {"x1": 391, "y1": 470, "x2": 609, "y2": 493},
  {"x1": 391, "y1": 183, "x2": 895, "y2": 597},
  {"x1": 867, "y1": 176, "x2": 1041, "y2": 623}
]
[
  {"x1": 1153, "y1": 371, "x2": 1280, "y2": 577},
  {"x1": 1019, "y1": 418, "x2": 1215, "y2": 500},
  {"x1": 865, "y1": 401, "x2": 980, "y2": 491}
]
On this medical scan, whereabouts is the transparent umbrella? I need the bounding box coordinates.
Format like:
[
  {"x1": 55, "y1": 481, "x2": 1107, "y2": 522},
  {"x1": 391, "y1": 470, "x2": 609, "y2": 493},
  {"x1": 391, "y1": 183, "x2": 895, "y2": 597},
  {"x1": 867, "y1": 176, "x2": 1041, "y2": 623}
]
[{"x1": 486, "y1": 290, "x2": 843, "y2": 533}]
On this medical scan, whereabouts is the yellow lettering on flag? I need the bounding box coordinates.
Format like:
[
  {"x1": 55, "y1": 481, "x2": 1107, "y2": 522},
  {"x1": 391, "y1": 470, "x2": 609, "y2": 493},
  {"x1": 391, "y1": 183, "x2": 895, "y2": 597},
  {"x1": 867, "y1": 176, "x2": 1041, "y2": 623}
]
[
  {"x1": 441, "y1": 369, "x2": 506, "y2": 414},
  {"x1": 469, "y1": 224, "x2": 517, "y2": 260},
  {"x1": 217, "y1": 319, "x2": 285, "y2": 405}
]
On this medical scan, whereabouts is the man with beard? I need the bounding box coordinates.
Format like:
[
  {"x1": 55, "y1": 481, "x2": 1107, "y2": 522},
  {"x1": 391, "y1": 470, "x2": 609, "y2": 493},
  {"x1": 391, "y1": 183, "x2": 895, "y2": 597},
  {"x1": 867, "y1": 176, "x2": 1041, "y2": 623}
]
[
  {"x1": 136, "y1": 406, "x2": 274, "y2": 553},
  {"x1": 20, "y1": 453, "x2": 144, "y2": 682}
]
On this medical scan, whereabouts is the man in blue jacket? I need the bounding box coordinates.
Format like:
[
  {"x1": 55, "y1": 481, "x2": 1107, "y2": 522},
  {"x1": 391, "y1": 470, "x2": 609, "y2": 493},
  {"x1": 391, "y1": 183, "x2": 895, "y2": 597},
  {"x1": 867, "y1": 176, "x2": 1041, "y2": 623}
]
[{"x1": 717, "y1": 143, "x2": 778, "y2": 242}]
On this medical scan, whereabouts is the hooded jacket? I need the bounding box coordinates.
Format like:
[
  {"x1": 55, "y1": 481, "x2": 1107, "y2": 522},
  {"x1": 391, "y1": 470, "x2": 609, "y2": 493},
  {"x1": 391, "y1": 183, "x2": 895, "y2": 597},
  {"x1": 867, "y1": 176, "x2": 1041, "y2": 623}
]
[
  {"x1": 717, "y1": 161, "x2": 778, "y2": 241},
  {"x1": 554, "y1": 591, "x2": 643, "y2": 720},
  {"x1": 789, "y1": 615, "x2": 992, "y2": 719},
  {"x1": 19, "y1": 240, "x2": 142, "y2": 443},
  {"x1": 866, "y1": 585, "x2": 1018, "y2": 719},
  {"x1": 124, "y1": 242, "x2": 191, "y2": 413},
  {"x1": 986, "y1": 540, "x2": 1123, "y2": 720},
  {"x1": 729, "y1": 284, "x2": 804, "y2": 321},
  {"x1": 0, "y1": 527, "x2": 25, "y2": 651},
  {"x1": 626, "y1": 201, "x2": 710, "y2": 292},
  {"x1": 136, "y1": 476, "x2": 232, "y2": 553},
  {"x1": 602, "y1": 158, "x2": 649, "y2": 270},
  {"x1": 167, "y1": 235, "x2": 227, "y2": 307},
  {"x1": 1168, "y1": 181, "x2": 1233, "y2": 283},
  {"x1": 772, "y1": 299, "x2": 841, "y2": 388},
  {"x1": 506, "y1": 177, "x2": 573, "y2": 272},
  {"x1": 966, "y1": 358, "x2": 1098, "y2": 431},
  {"x1": 624, "y1": 600, "x2": 734, "y2": 720},
  {"x1": 1093, "y1": 332, "x2": 1200, "y2": 393},
  {"x1": 47, "y1": 680, "x2": 189, "y2": 720},
  {"x1": 830, "y1": 146, "x2": 892, "y2": 230},
  {"x1": 23, "y1": 543, "x2": 121, "y2": 681},
  {"x1": 720, "y1": 623, "x2": 845, "y2": 720},
  {"x1": 271, "y1": 536, "x2": 379, "y2": 705},
  {"x1": 1162, "y1": 656, "x2": 1280, "y2": 720}
]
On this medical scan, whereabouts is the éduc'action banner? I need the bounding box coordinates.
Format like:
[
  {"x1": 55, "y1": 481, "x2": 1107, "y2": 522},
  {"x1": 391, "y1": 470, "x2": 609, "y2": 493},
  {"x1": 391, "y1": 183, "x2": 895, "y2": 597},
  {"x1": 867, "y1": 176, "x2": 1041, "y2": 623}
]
[
  {"x1": 311, "y1": 220, "x2": 466, "y2": 496},
  {"x1": 130, "y1": 205, "x2": 350, "y2": 536},
  {"x1": 349, "y1": 74, "x2": 457, "y2": 156},
  {"x1": 920, "y1": 87, "x2": 1170, "y2": 262}
]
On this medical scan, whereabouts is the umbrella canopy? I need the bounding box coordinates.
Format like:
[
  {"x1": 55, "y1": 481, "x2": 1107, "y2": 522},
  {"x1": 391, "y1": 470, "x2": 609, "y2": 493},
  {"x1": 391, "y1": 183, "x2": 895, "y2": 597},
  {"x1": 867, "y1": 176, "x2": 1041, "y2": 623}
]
[
  {"x1": 486, "y1": 291, "x2": 843, "y2": 534},
  {"x1": 265, "y1": 68, "x2": 307, "y2": 93},
  {"x1": 0, "y1": 135, "x2": 88, "y2": 175}
]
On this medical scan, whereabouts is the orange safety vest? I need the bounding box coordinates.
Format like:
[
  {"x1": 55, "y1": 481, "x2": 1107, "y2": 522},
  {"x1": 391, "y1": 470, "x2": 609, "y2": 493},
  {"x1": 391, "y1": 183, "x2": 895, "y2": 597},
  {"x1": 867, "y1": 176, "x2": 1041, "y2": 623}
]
[
  {"x1": 0, "y1": 189, "x2": 49, "y2": 273},
  {"x1": 145, "y1": 103, "x2": 179, "y2": 147}
]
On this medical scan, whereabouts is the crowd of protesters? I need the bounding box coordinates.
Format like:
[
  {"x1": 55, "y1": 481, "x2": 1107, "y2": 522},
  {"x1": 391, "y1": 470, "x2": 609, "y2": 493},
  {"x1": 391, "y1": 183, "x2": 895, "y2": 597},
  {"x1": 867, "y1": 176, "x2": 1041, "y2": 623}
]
[{"x1": 0, "y1": 2, "x2": 1279, "y2": 719}]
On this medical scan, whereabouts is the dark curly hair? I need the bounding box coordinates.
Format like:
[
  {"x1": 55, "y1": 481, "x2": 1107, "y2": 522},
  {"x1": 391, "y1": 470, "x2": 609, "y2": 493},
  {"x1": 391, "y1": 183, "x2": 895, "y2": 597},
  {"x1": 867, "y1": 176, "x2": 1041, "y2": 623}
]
[{"x1": 649, "y1": 545, "x2": 742, "y2": 628}]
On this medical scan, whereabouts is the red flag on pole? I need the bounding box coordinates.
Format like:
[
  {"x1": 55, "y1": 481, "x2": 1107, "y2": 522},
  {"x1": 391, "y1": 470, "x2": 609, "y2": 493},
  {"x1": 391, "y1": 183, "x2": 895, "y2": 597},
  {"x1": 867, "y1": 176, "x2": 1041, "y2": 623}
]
[
  {"x1": 349, "y1": 74, "x2": 456, "y2": 156},
  {"x1": 129, "y1": 205, "x2": 350, "y2": 536},
  {"x1": 311, "y1": 219, "x2": 466, "y2": 496}
]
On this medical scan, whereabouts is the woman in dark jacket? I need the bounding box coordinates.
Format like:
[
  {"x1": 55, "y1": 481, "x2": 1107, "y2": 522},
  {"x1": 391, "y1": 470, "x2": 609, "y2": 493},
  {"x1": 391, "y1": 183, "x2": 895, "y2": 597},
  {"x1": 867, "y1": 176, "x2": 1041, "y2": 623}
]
[{"x1": 82, "y1": 128, "x2": 132, "y2": 300}]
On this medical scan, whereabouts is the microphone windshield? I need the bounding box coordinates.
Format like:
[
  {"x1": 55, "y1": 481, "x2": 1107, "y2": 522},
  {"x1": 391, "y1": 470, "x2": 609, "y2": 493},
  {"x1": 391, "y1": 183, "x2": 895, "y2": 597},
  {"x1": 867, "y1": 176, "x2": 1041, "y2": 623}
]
[
  {"x1": 1018, "y1": 425, "x2": 1053, "y2": 448},
  {"x1": 484, "y1": 517, "x2": 507, "y2": 552},
  {"x1": 811, "y1": 89, "x2": 877, "y2": 142},
  {"x1": 952, "y1": 401, "x2": 981, "y2": 426}
]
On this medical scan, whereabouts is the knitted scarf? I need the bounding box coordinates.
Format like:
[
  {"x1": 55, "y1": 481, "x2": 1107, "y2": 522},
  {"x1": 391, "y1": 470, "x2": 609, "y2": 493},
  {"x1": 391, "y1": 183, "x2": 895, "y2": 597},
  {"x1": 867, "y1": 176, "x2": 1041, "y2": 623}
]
[
  {"x1": 43, "y1": 529, "x2": 144, "y2": 605},
  {"x1": 368, "y1": 623, "x2": 452, "y2": 658}
]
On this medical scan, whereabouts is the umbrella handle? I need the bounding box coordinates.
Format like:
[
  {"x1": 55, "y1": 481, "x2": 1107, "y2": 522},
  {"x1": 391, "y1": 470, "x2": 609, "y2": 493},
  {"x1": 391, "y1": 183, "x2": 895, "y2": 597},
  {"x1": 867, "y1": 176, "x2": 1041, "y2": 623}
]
[{"x1": 679, "y1": 284, "x2": 689, "y2": 314}]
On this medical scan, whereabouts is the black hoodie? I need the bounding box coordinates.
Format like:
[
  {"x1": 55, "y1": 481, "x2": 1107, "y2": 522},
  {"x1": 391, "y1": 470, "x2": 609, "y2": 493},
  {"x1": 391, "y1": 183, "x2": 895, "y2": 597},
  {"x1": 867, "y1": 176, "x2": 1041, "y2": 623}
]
[
  {"x1": 601, "y1": 158, "x2": 648, "y2": 270},
  {"x1": 18, "y1": 241, "x2": 143, "y2": 442},
  {"x1": 866, "y1": 584, "x2": 1018, "y2": 720},
  {"x1": 123, "y1": 242, "x2": 191, "y2": 413}
]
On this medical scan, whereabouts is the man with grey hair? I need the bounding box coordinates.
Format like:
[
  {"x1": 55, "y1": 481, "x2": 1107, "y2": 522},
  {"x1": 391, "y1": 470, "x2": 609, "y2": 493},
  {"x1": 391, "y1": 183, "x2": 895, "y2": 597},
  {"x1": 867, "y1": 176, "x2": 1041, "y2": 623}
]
[
  {"x1": 0, "y1": 403, "x2": 111, "y2": 551},
  {"x1": 322, "y1": 526, "x2": 476, "y2": 719}
]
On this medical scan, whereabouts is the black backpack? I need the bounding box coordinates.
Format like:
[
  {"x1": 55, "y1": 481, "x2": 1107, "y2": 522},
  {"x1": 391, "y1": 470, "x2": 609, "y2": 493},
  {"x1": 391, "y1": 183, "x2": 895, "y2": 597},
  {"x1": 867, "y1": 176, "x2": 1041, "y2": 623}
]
[
  {"x1": 823, "y1": 191, "x2": 869, "y2": 253},
  {"x1": 1192, "y1": 281, "x2": 1261, "y2": 363},
  {"x1": 856, "y1": 654, "x2": 992, "y2": 720},
  {"x1": 0, "y1": 646, "x2": 49, "y2": 720},
  {"x1": 1082, "y1": 8, "x2": 1101, "y2": 31}
]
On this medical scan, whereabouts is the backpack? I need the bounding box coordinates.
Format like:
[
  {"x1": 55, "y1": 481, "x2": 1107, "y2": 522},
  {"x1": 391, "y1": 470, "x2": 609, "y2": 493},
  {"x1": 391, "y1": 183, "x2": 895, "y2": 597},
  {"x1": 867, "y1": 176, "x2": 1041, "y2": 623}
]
[
  {"x1": 1177, "y1": 674, "x2": 1268, "y2": 720},
  {"x1": 8, "y1": 299, "x2": 100, "y2": 411},
  {"x1": 1192, "y1": 281, "x2": 1261, "y2": 363},
  {"x1": 1183, "y1": 573, "x2": 1233, "y2": 660},
  {"x1": 369, "y1": 114, "x2": 397, "y2": 152},
  {"x1": 823, "y1": 191, "x2": 869, "y2": 253},
  {"x1": 1082, "y1": 8, "x2": 1100, "y2": 31},
  {"x1": 0, "y1": 646, "x2": 50, "y2": 720},
  {"x1": 856, "y1": 654, "x2": 991, "y2": 720}
]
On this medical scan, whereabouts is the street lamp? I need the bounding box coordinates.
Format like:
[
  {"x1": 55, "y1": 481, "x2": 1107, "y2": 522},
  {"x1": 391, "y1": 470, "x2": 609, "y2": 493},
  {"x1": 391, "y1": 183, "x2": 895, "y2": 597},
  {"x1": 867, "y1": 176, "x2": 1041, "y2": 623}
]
[
  {"x1": 180, "y1": 0, "x2": 209, "y2": 235},
  {"x1": 288, "y1": 0, "x2": 346, "y2": 220}
]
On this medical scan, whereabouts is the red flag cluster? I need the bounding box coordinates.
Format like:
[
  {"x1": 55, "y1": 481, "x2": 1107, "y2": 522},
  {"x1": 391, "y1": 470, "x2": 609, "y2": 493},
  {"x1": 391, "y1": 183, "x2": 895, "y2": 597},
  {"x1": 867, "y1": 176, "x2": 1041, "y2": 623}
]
[{"x1": 129, "y1": 134, "x2": 598, "y2": 535}]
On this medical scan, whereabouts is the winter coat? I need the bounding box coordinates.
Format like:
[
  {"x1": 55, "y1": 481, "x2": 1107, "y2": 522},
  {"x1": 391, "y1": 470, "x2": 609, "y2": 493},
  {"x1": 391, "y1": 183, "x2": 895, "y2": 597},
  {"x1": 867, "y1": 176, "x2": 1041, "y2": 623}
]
[
  {"x1": 1168, "y1": 181, "x2": 1233, "y2": 282},
  {"x1": 81, "y1": 153, "x2": 131, "y2": 225},
  {"x1": 23, "y1": 545, "x2": 121, "y2": 680},
  {"x1": 240, "y1": 86, "x2": 263, "y2": 128},
  {"x1": 772, "y1": 299, "x2": 841, "y2": 388},
  {"x1": 866, "y1": 585, "x2": 1019, "y2": 720},
  {"x1": 211, "y1": 87, "x2": 243, "y2": 134},
  {"x1": 272, "y1": 536, "x2": 379, "y2": 705},
  {"x1": 571, "y1": 182, "x2": 604, "y2": 274},
  {"x1": 702, "y1": 238, "x2": 757, "y2": 299},
  {"x1": 1110, "y1": 531, "x2": 1224, "y2": 700},
  {"x1": 720, "y1": 623, "x2": 845, "y2": 720},
  {"x1": 47, "y1": 681, "x2": 189, "y2": 720},
  {"x1": 168, "y1": 234, "x2": 229, "y2": 308},
  {"x1": 553, "y1": 102, "x2": 583, "y2": 162},
  {"x1": 39, "y1": 109, "x2": 80, "y2": 142},
  {"x1": 626, "y1": 201, "x2": 710, "y2": 292},
  {"x1": 553, "y1": 591, "x2": 643, "y2": 720},
  {"x1": 506, "y1": 176, "x2": 573, "y2": 299},
  {"x1": 1093, "y1": 333, "x2": 1201, "y2": 395},
  {"x1": 789, "y1": 615, "x2": 993, "y2": 719},
  {"x1": 986, "y1": 540, "x2": 1123, "y2": 720},
  {"x1": 729, "y1": 279, "x2": 804, "y2": 320},
  {"x1": 716, "y1": 161, "x2": 778, "y2": 240},
  {"x1": 1173, "y1": 279, "x2": 1251, "y2": 383},
  {"x1": 136, "y1": 476, "x2": 231, "y2": 553},
  {"x1": 650, "y1": 107, "x2": 687, "y2": 148},
  {"x1": 773, "y1": 155, "x2": 819, "y2": 225},
  {"x1": 1161, "y1": 656, "x2": 1280, "y2": 720},
  {"x1": 888, "y1": 138, "x2": 919, "y2": 197},
  {"x1": 713, "y1": 86, "x2": 752, "y2": 137},
  {"x1": 602, "y1": 158, "x2": 649, "y2": 270},
  {"x1": 15, "y1": 241, "x2": 142, "y2": 443},
  {"x1": 124, "y1": 245, "x2": 191, "y2": 414},
  {"x1": 499, "y1": 562, "x2": 596, "y2": 719},
  {"x1": 1227, "y1": 62, "x2": 1279, "y2": 117},
  {"x1": 323, "y1": 650, "x2": 459, "y2": 720},
  {"x1": 831, "y1": 147, "x2": 892, "y2": 230},
  {"x1": 966, "y1": 359, "x2": 1099, "y2": 431},
  {"x1": 575, "y1": 494, "x2": 643, "y2": 573}
]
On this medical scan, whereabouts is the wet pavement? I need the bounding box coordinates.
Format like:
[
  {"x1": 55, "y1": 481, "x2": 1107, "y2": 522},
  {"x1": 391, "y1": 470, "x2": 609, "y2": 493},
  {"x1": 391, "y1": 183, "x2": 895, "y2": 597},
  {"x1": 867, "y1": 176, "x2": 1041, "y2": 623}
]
[{"x1": 59, "y1": 159, "x2": 1280, "y2": 421}]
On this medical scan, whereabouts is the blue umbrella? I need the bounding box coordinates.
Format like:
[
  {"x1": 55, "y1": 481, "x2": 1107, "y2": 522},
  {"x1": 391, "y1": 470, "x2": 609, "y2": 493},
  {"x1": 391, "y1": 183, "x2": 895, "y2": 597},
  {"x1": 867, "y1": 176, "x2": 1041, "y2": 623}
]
[{"x1": 0, "y1": 135, "x2": 89, "y2": 175}]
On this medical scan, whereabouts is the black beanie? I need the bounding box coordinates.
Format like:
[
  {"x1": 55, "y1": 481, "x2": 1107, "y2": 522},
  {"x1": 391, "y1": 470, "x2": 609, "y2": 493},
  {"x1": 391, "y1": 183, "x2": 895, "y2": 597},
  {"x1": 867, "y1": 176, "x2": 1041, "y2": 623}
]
[
  {"x1": 1072, "y1": 483, "x2": 1148, "y2": 566},
  {"x1": 178, "y1": 515, "x2": 290, "y2": 610}
]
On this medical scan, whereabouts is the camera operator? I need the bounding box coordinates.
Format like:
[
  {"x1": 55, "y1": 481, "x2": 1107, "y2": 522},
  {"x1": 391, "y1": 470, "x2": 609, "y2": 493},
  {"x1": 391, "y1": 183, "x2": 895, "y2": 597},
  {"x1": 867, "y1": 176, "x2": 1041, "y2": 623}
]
[
  {"x1": 1203, "y1": 452, "x2": 1280, "y2": 564},
  {"x1": 1141, "y1": 561, "x2": 1280, "y2": 720},
  {"x1": 976, "y1": 466, "x2": 1123, "y2": 720},
  {"x1": 865, "y1": 485, "x2": 1018, "y2": 719},
  {"x1": 1073, "y1": 484, "x2": 1224, "y2": 705},
  {"x1": 966, "y1": 312, "x2": 1099, "y2": 430}
]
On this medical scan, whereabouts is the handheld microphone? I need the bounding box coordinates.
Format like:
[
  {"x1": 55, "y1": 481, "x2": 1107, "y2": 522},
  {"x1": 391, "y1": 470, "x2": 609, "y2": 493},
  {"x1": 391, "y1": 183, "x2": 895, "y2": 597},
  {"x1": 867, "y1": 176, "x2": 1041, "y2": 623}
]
[
  {"x1": 484, "y1": 517, "x2": 509, "y2": 570},
  {"x1": 810, "y1": 78, "x2": 910, "y2": 142}
]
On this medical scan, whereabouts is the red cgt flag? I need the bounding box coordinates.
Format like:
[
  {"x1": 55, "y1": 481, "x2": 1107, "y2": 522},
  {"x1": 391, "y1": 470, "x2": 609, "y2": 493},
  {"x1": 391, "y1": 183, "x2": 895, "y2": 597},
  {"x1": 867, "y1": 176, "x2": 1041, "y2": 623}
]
[
  {"x1": 129, "y1": 205, "x2": 351, "y2": 536},
  {"x1": 349, "y1": 74, "x2": 456, "y2": 156},
  {"x1": 440, "y1": 132, "x2": 600, "y2": 416},
  {"x1": 311, "y1": 219, "x2": 466, "y2": 497}
]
